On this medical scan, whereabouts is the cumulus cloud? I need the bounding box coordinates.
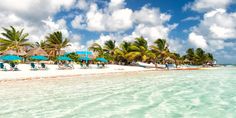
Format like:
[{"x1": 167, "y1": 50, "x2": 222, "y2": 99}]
[
  {"x1": 133, "y1": 6, "x2": 171, "y2": 25},
  {"x1": 85, "y1": 3, "x2": 133, "y2": 32},
  {"x1": 187, "y1": 8, "x2": 236, "y2": 52},
  {"x1": 188, "y1": 32, "x2": 208, "y2": 49},
  {"x1": 183, "y1": 0, "x2": 235, "y2": 12},
  {"x1": 71, "y1": 15, "x2": 86, "y2": 29}
]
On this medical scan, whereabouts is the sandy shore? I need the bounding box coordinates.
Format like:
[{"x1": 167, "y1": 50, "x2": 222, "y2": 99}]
[{"x1": 0, "y1": 64, "x2": 157, "y2": 80}]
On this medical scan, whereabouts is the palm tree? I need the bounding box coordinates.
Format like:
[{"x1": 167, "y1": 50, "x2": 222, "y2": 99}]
[
  {"x1": 151, "y1": 39, "x2": 170, "y2": 64},
  {"x1": 186, "y1": 48, "x2": 195, "y2": 64},
  {"x1": 45, "y1": 31, "x2": 70, "y2": 57},
  {"x1": 126, "y1": 36, "x2": 150, "y2": 62},
  {"x1": 103, "y1": 40, "x2": 116, "y2": 62},
  {"x1": 0, "y1": 26, "x2": 32, "y2": 52},
  {"x1": 35, "y1": 40, "x2": 47, "y2": 49},
  {"x1": 114, "y1": 41, "x2": 131, "y2": 64},
  {"x1": 195, "y1": 48, "x2": 206, "y2": 64},
  {"x1": 88, "y1": 43, "x2": 104, "y2": 57}
]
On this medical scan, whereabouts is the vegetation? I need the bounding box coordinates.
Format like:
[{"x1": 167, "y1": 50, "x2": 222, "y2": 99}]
[
  {"x1": 89, "y1": 37, "x2": 215, "y2": 66},
  {"x1": 0, "y1": 26, "x2": 32, "y2": 52},
  {"x1": 0, "y1": 26, "x2": 215, "y2": 67}
]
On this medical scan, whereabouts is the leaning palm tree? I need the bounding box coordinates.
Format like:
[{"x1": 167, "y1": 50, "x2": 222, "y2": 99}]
[
  {"x1": 88, "y1": 43, "x2": 104, "y2": 57},
  {"x1": 45, "y1": 31, "x2": 70, "y2": 57},
  {"x1": 0, "y1": 26, "x2": 32, "y2": 52}
]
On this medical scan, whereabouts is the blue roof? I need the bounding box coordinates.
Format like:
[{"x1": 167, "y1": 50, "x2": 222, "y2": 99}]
[{"x1": 76, "y1": 51, "x2": 92, "y2": 55}]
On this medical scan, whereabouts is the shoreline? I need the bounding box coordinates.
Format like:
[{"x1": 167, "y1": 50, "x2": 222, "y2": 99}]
[
  {"x1": 0, "y1": 64, "x2": 215, "y2": 82},
  {"x1": 0, "y1": 64, "x2": 157, "y2": 81}
]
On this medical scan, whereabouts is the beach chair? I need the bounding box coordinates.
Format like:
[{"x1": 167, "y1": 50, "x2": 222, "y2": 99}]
[
  {"x1": 0, "y1": 63, "x2": 7, "y2": 71},
  {"x1": 64, "y1": 63, "x2": 73, "y2": 69},
  {"x1": 30, "y1": 63, "x2": 38, "y2": 70},
  {"x1": 80, "y1": 62, "x2": 84, "y2": 69},
  {"x1": 9, "y1": 63, "x2": 19, "y2": 71},
  {"x1": 40, "y1": 63, "x2": 48, "y2": 70}
]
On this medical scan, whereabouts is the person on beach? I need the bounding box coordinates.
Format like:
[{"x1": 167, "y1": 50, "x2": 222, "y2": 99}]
[{"x1": 165, "y1": 62, "x2": 169, "y2": 70}]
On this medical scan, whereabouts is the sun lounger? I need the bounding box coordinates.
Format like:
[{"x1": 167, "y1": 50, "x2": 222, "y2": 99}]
[
  {"x1": 9, "y1": 63, "x2": 19, "y2": 71},
  {"x1": 0, "y1": 63, "x2": 7, "y2": 71},
  {"x1": 30, "y1": 63, "x2": 38, "y2": 70},
  {"x1": 40, "y1": 63, "x2": 48, "y2": 70}
]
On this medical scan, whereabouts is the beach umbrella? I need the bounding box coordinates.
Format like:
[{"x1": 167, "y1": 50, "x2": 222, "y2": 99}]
[
  {"x1": 30, "y1": 55, "x2": 48, "y2": 61},
  {"x1": 76, "y1": 51, "x2": 93, "y2": 55},
  {"x1": 57, "y1": 56, "x2": 72, "y2": 61},
  {"x1": 3, "y1": 50, "x2": 18, "y2": 55},
  {"x1": 3, "y1": 50, "x2": 27, "y2": 56},
  {"x1": 78, "y1": 57, "x2": 92, "y2": 61},
  {"x1": 96, "y1": 58, "x2": 108, "y2": 63},
  {"x1": 27, "y1": 47, "x2": 48, "y2": 56},
  {"x1": 1, "y1": 55, "x2": 22, "y2": 61}
]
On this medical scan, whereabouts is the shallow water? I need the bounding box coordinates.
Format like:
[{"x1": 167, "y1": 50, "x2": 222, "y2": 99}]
[{"x1": 0, "y1": 67, "x2": 236, "y2": 118}]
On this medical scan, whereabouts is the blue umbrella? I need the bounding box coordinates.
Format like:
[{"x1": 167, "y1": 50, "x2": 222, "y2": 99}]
[
  {"x1": 96, "y1": 58, "x2": 108, "y2": 63},
  {"x1": 78, "y1": 57, "x2": 92, "y2": 61},
  {"x1": 30, "y1": 55, "x2": 48, "y2": 61},
  {"x1": 57, "y1": 56, "x2": 72, "y2": 61},
  {"x1": 1, "y1": 55, "x2": 22, "y2": 61},
  {"x1": 76, "y1": 51, "x2": 92, "y2": 55}
]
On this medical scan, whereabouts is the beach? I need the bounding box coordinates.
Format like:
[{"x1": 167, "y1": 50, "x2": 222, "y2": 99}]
[{"x1": 0, "y1": 64, "x2": 158, "y2": 80}]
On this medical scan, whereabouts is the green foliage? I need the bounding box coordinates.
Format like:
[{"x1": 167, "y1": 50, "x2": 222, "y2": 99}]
[
  {"x1": 0, "y1": 26, "x2": 32, "y2": 52},
  {"x1": 89, "y1": 37, "x2": 215, "y2": 66},
  {"x1": 67, "y1": 52, "x2": 80, "y2": 63},
  {"x1": 45, "y1": 31, "x2": 71, "y2": 57}
]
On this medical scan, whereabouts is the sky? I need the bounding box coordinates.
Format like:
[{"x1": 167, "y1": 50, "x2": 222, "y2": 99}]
[{"x1": 0, "y1": 0, "x2": 235, "y2": 64}]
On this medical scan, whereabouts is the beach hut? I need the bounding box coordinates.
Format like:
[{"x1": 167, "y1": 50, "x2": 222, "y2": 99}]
[
  {"x1": 27, "y1": 47, "x2": 48, "y2": 56},
  {"x1": 3, "y1": 50, "x2": 26, "y2": 56}
]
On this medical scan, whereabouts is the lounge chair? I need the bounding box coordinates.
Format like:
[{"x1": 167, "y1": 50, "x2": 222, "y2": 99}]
[
  {"x1": 64, "y1": 63, "x2": 74, "y2": 69},
  {"x1": 30, "y1": 63, "x2": 38, "y2": 70},
  {"x1": 0, "y1": 63, "x2": 7, "y2": 71},
  {"x1": 40, "y1": 63, "x2": 48, "y2": 70},
  {"x1": 9, "y1": 63, "x2": 19, "y2": 71}
]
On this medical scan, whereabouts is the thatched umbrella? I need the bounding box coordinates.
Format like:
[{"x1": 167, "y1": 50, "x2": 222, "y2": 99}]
[
  {"x1": 3, "y1": 50, "x2": 18, "y2": 55},
  {"x1": 27, "y1": 47, "x2": 48, "y2": 56}
]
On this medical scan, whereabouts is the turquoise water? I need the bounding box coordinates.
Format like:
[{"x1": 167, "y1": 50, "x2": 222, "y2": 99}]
[{"x1": 0, "y1": 67, "x2": 236, "y2": 118}]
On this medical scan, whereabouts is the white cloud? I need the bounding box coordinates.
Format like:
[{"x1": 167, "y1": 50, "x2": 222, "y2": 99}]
[
  {"x1": 0, "y1": 0, "x2": 76, "y2": 22},
  {"x1": 181, "y1": 16, "x2": 200, "y2": 22},
  {"x1": 85, "y1": 3, "x2": 133, "y2": 32},
  {"x1": 108, "y1": 0, "x2": 125, "y2": 11},
  {"x1": 134, "y1": 6, "x2": 171, "y2": 25},
  {"x1": 184, "y1": 0, "x2": 235, "y2": 12},
  {"x1": 188, "y1": 32, "x2": 208, "y2": 49},
  {"x1": 76, "y1": 0, "x2": 89, "y2": 10},
  {"x1": 187, "y1": 9, "x2": 236, "y2": 52},
  {"x1": 71, "y1": 15, "x2": 86, "y2": 29}
]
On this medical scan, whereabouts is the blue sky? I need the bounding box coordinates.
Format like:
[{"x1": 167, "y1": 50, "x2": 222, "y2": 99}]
[{"x1": 0, "y1": 0, "x2": 236, "y2": 64}]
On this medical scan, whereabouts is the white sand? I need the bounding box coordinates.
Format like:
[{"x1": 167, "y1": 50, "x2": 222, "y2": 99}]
[{"x1": 0, "y1": 64, "x2": 156, "y2": 80}]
